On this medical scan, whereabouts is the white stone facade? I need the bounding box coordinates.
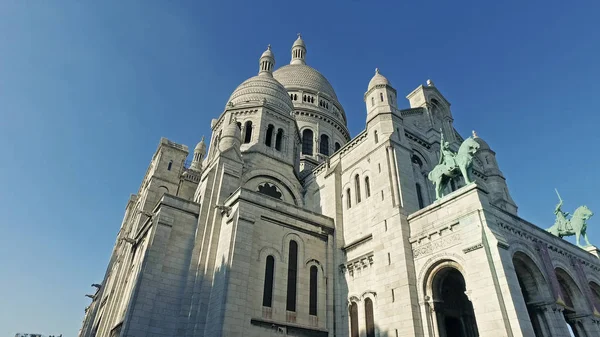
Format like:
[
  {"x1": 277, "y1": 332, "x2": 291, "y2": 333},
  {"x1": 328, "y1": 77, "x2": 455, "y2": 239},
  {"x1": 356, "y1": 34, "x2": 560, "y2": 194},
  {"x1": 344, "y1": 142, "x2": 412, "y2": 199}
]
[{"x1": 78, "y1": 36, "x2": 600, "y2": 337}]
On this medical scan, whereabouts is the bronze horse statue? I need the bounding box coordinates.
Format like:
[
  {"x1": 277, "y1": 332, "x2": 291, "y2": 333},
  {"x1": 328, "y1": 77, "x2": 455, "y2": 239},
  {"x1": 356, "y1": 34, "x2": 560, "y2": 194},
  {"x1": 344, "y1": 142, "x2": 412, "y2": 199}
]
[
  {"x1": 428, "y1": 137, "x2": 480, "y2": 200},
  {"x1": 547, "y1": 204, "x2": 594, "y2": 247}
]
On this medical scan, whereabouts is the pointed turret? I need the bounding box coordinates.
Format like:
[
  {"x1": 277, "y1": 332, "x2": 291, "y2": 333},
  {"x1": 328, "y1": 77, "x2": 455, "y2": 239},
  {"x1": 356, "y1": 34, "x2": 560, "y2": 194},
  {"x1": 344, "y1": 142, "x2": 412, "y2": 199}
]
[
  {"x1": 259, "y1": 45, "x2": 275, "y2": 76},
  {"x1": 290, "y1": 33, "x2": 306, "y2": 65},
  {"x1": 364, "y1": 68, "x2": 398, "y2": 124},
  {"x1": 190, "y1": 136, "x2": 206, "y2": 171}
]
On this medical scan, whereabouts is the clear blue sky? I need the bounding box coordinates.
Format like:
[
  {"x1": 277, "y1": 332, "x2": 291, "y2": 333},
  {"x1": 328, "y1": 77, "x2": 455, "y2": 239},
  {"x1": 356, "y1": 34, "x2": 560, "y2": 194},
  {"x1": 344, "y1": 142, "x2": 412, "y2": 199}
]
[{"x1": 1, "y1": 1, "x2": 598, "y2": 336}]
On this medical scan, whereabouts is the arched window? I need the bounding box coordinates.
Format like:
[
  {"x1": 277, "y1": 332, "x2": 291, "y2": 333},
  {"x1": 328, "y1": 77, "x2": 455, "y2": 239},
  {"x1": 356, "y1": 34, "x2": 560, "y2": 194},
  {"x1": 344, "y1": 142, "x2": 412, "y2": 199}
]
[
  {"x1": 167, "y1": 160, "x2": 173, "y2": 171},
  {"x1": 244, "y1": 121, "x2": 253, "y2": 143},
  {"x1": 265, "y1": 124, "x2": 274, "y2": 147},
  {"x1": 389, "y1": 94, "x2": 394, "y2": 105},
  {"x1": 380, "y1": 92, "x2": 384, "y2": 102},
  {"x1": 371, "y1": 97, "x2": 375, "y2": 106},
  {"x1": 335, "y1": 142, "x2": 341, "y2": 151},
  {"x1": 411, "y1": 155, "x2": 423, "y2": 167},
  {"x1": 416, "y1": 183, "x2": 424, "y2": 208},
  {"x1": 374, "y1": 131, "x2": 379, "y2": 143},
  {"x1": 275, "y1": 129, "x2": 284, "y2": 151},
  {"x1": 346, "y1": 188, "x2": 352, "y2": 209},
  {"x1": 350, "y1": 303, "x2": 359, "y2": 337},
  {"x1": 355, "y1": 175, "x2": 361, "y2": 204},
  {"x1": 262, "y1": 256, "x2": 275, "y2": 307},
  {"x1": 320, "y1": 134, "x2": 330, "y2": 156},
  {"x1": 309, "y1": 266, "x2": 318, "y2": 316},
  {"x1": 286, "y1": 240, "x2": 298, "y2": 312},
  {"x1": 302, "y1": 129, "x2": 314, "y2": 155},
  {"x1": 365, "y1": 177, "x2": 371, "y2": 198},
  {"x1": 365, "y1": 298, "x2": 375, "y2": 337}
]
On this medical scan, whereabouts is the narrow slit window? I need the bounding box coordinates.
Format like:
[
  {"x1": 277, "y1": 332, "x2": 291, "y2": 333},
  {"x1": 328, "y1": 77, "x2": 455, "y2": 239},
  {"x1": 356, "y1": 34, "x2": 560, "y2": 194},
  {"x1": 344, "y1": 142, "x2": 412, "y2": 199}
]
[
  {"x1": 355, "y1": 175, "x2": 361, "y2": 204},
  {"x1": 265, "y1": 124, "x2": 274, "y2": 147},
  {"x1": 275, "y1": 129, "x2": 284, "y2": 151},
  {"x1": 286, "y1": 241, "x2": 298, "y2": 312},
  {"x1": 244, "y1": 121, "x2": 253, "y2": 143},
  {"x1": 262, "y1": 256, "x2": 275, "y2": 307},
  {"x1": 365, "y1": 177, "x2": 371, "y2": 198},
  {"x1": 309, "y1": 266, "x2": 318, "y2": 316}
]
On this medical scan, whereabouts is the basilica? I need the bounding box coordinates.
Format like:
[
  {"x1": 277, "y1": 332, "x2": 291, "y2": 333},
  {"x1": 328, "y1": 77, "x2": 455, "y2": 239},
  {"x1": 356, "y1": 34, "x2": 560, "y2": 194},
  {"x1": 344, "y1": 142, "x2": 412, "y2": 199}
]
[{"x1": 78, "y1": 35, "x2": 600, "y2": 337}]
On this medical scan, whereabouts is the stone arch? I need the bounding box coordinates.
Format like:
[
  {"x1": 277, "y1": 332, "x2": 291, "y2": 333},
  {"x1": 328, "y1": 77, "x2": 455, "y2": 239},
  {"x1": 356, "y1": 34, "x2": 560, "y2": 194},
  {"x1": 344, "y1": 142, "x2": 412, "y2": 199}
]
[
  {"x1": 555, "y1": 267, "x2": 587, "y2": 312},
  {"x1": 282, "y1": 232, "x2": 305, "y2": 266},
  {"x1": 242, "y1": 169, "x2": 302, "y2": 206},
  {"x1": 305, "y1": 258, "x2": 325, "y2": 276},
  {"x1": 257, "y1": 246, "x2": 283, "y2": 263},
  {"x1": 588, "y1": 281, "x2": 600, "y2": 313},
  {"x1": 512, "y1": 250, "x2": 553, "y2": 336},
  {"x1": 424, "y1": 259, "x2": 479, "y2": 337},
  {"x1": 555, "y1": 267, "x2": 590, "y2": 336}
]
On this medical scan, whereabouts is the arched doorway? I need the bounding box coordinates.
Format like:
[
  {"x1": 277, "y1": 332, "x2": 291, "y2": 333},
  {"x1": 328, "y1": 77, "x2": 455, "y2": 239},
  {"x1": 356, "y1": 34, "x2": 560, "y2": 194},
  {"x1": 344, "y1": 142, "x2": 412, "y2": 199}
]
[
  {"x1": 512, "y1": 252, "x2": 552, "y2": 337},
  {"x1": 429, "y1": 265, "x2": 479, "y2": 337},
  {"x1": 555, "y1": 268, "x2": 589, "y2": 337}
]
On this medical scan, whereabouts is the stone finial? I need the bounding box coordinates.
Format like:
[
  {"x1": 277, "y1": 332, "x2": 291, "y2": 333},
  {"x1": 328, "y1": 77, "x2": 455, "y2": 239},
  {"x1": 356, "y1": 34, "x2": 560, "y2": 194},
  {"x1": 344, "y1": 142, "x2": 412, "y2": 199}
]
[
  {"x1": 427, "y1": 79, "x2": 435, "y2": 87},
  {"x1": 297, "y1": 33, "x2": 302, "y2": 38},
  {"x1": 472, "y1": 130, "x2": 478, "y2": 138},
  {"x1": 375, "y1": 68, "x2": 379, "y2": 74}
]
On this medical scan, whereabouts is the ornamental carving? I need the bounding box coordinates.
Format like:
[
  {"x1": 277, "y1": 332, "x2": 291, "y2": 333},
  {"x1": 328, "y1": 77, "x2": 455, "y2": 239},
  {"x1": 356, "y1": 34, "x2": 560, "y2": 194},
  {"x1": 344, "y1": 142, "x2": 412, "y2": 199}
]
[
  {"x1": 412, "y1": 233, "x2": 461, "y2": 258},
  {"x1": 257, "y1": 183, "x2": 282, "y2": 200}
]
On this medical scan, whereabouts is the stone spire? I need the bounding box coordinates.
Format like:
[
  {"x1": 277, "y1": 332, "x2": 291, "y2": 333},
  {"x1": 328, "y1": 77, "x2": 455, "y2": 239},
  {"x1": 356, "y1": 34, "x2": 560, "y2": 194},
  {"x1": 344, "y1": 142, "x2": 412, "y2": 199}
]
[
  {"x1": 290, "y1": 33, "x2": 306, "y2": 65},
  {"x1": 259, "y1": 45, "x2": 275, "y2": 76},
  {"x1": 190, "y1": 136, "x2": 206, "y2": 171}
]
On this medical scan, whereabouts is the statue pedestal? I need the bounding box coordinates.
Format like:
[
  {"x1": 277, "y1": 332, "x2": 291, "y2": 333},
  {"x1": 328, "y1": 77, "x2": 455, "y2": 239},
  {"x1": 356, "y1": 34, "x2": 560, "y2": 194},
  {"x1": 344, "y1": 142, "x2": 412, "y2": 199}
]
[{"x1": 584, "y1": 245, "x2": 600, "y2": 259}]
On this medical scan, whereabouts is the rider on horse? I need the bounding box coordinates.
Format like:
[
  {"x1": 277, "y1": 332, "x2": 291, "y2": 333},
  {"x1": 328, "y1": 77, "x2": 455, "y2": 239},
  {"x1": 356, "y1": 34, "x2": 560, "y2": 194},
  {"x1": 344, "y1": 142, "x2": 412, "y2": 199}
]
[
  {"x1": 439, "y1": 132, "x2": 457, "y2": 172},
  {"x1": 554, "y1": 199, "x2": 572, "y2": 233}
]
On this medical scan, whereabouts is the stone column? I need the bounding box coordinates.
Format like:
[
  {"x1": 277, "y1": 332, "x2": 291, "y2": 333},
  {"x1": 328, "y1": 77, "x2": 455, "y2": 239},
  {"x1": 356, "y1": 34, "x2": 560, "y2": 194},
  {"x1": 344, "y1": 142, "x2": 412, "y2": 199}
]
[{"x1": 541, "y1": 305, "x2": 572, "y2": 336}]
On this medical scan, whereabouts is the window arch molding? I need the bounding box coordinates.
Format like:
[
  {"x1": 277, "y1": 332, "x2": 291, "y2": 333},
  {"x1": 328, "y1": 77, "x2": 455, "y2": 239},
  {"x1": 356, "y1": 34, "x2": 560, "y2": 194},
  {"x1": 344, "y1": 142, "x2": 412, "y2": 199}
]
[
  {"x1": 257, "y1": 246, "x2": 283, "y2": 263},
  {"x1": 282, "y1": 232, "x2": 305, "y2": 265},
  {"x1": 305, "y1": 258, "x2": 326, "y2": 275},
  {"x1": 242, "y1": 172, "x2": 302, "y2": 206}
]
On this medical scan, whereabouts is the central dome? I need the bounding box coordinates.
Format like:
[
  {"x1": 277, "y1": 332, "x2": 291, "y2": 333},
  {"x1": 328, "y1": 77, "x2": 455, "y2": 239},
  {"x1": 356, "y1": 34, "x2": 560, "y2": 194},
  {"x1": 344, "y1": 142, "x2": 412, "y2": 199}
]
[
  {"x1": 273, "y1": 64, "x2": 339, "y2": 100},
  {"x1": 227, "y1": 75, "x2": 294, "y2": 113}
]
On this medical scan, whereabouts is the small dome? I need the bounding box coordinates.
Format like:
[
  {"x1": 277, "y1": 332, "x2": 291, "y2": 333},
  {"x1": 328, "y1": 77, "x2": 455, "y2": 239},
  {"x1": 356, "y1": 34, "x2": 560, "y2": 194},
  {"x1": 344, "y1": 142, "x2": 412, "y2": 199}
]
[
  {"x1": 274, "y1": 64, "x2": 339, "y2": 100},
  {"x1": 473, "y1": 132, "x2": 491, "y2": 151},
  {"x1": 219, "y1": 118, "x2": 242, "y2": 152},
  {"x1": 195, "y1": 136, "x2": 206, "y2": 152},
  {"x1": 227, "y1": 75, "x2": 294, "y2": 114},
  {"x1": 293, "y1": 34, "x2": 305, "y2": 48},
  {"x1": 368, "y1": 68, "x2": 390, "y2": 90},
  {"x1": 261, "y1": 45, "x2": 274, "y2": 59}
]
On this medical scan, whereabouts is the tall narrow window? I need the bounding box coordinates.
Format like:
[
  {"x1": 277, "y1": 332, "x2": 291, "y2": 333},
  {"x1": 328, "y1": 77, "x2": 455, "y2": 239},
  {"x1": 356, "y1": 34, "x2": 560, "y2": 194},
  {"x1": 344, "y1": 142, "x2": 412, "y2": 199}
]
[
  {"x1": 374, "y1": 131, "x2": 379, "y2": 143},
  {"x1": 275, "y1": 129, "x2": 284, "y2": 151},
  {"x1": 320, "y1": 134, "x2": 330, "y2": 156},
  {"x1": 244, "y1": 121, "x2": 253, "y2": 143},
  {"x1": 309, "y1": 266, "x2": 318, "y2": 316},
  {"x1": 355, "y1": 175, "x2": 361, "y2": 204},
  {"x1": 365, "y1": 177, "x2": 371, "y2": 198},
  {"x1": 265, "y1": 124, "x2": 274, "y2": 147},
  {"x1": 335, "y1": 142, "x2": 341, "y2": 151},
  {"x1": 380, "y1": 92, "x2": 384, "y2": 102},
  {"x1": 350, "y1": 303, "x2": 359, "y2": 337},
  {"x1": 371, "y1": 97, "x2": 375, "y2": 106},
  {"x1": 167, "y1": 160, "x2": 173, "y2": 171},
  {"x1": 262, "y1": 256, "x2": 275, "y2": 307},
  {"x1": 365, "y1": 298, "x2": 375, "y2": 337},
  {"x1": 302, "y1": 129, "x2": 314, "y2": 155},
  {"x1": 346, "y1": 188, "x2": 352, "y2": 209},
  {"x1": 286, "y1": 241, "x2": 298, "y2": 312},
  {"x1": 416, "y1": 183, "x2": 424, "y2": 208}
]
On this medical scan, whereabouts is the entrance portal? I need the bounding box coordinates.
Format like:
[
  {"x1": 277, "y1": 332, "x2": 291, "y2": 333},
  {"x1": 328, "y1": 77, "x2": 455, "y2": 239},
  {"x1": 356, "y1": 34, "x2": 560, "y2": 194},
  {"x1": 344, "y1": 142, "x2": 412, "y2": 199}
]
[{"x1": 431, "y1": 267, "x2": 479, "y2": 337}]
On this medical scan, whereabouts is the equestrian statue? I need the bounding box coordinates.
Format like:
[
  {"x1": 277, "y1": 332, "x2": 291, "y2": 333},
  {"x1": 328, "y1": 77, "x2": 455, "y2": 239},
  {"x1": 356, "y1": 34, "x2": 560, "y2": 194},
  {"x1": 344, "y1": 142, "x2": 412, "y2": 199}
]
[
  {"x1": 546, "y1": 189, "x2": 594, "y2": 247},
  {"x1": 428, "y1": 130, "x2": 480, "y2": 200}
]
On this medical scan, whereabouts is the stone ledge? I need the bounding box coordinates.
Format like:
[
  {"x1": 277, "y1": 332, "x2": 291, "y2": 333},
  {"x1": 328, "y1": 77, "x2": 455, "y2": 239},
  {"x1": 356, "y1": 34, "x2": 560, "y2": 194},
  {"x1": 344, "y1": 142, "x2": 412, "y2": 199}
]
[
  {"x1": 407, "y1": 183, "x2": 486, "y2": 221},
  {"x1": 250, "y1": 317, "x2": 328, "y2": 336}
]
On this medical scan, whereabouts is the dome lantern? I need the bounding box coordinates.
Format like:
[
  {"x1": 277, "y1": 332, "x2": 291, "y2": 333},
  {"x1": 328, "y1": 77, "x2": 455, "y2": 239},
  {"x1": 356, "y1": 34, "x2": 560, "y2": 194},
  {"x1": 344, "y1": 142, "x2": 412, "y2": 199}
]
[{"x1": 291, "y1": 33, "x2": 306, "y2": 65}]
